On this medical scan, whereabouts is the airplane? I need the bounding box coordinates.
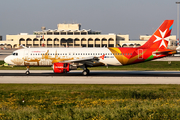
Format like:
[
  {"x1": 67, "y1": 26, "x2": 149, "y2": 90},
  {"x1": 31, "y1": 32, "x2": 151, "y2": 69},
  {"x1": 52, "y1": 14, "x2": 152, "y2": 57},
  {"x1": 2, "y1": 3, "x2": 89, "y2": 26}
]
[{"x1": 4, "y1": 20, "x2": 177, "y2": 75}]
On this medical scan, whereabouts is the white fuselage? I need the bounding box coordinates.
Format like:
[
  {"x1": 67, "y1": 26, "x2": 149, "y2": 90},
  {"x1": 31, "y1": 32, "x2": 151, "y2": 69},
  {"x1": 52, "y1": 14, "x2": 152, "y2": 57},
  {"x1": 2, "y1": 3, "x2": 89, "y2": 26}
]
[{"x1": 4, "y1": 47, "x2": 121, "y2": 66}]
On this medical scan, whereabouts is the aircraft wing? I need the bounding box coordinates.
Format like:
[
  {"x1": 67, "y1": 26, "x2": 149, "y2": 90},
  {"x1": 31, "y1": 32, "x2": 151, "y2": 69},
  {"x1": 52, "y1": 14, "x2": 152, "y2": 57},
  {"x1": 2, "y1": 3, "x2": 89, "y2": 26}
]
[{"x1": 63, "y1": 56, "x2": 100, "y2": 66}]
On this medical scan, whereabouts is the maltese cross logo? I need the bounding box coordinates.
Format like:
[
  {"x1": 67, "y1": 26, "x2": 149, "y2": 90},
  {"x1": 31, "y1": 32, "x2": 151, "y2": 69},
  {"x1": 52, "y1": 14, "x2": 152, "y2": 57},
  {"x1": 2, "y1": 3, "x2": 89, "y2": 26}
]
[{"x1": 153, "y1": 29, "x2": 170, "y2": 48}]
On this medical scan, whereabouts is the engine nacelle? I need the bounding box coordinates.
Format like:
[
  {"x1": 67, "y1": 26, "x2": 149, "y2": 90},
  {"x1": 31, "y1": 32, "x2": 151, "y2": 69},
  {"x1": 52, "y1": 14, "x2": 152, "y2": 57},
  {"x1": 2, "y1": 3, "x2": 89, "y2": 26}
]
[{"x1": 53, "y1": 63, "x2": 70, "y2": 73}]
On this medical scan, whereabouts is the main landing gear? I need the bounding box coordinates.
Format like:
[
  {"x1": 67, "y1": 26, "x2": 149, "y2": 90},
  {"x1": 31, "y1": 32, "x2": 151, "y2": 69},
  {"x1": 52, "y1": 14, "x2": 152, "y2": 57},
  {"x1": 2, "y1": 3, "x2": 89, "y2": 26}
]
[
  {"x1": 25, "y1": 66, "x2": 30, "y2": 75},
  {"x1": 82, "y1": 68, "x2": 90, "y2": 76}
]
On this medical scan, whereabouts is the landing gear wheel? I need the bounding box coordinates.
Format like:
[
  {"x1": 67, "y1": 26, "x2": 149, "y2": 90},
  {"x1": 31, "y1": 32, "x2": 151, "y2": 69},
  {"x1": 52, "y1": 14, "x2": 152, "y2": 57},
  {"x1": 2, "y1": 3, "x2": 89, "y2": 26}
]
[
  {"x1": 82, "y1": 70, "x2": 88, "y2": 76},
  {"x1": 25, "y1": 66, "x2": 30, "y2": 75},
  {"x1": 25, "y1": 71, "x2": 30, "y2": 75},
  {"x1": 82, "y1": 69, "x2": 90, "y2": 76}
]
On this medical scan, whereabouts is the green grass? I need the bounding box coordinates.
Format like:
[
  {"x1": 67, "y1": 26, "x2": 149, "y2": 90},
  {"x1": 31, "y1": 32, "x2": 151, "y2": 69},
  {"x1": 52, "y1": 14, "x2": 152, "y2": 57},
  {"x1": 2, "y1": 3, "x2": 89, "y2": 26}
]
[
  {"x1": 0, "y1": 84, "x2": 180, "y2": 119},
  {"x1": 1, "y1": 60, "x2": 180, "y2": 70}
]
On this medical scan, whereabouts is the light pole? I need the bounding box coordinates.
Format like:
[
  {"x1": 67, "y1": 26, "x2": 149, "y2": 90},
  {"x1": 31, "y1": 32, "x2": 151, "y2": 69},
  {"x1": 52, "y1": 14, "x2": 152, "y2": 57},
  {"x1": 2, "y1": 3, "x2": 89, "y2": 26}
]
[
  {"x1": 41, "y1": 26, "x2": 46, "y2": 47},
  {"x1": 176, "y1": 2, "x2": 180, "y2": 46}
]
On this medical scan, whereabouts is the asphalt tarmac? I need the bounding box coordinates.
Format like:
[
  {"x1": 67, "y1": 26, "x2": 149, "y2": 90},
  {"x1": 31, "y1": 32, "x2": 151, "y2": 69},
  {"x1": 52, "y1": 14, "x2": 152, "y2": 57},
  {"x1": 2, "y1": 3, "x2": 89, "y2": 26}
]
[
  {"x1": 0, "y1": 70, "x2": 180, "y2": 77},
  {"x1": 0, "y1": 70, "x2": 180, "y2": 84}
]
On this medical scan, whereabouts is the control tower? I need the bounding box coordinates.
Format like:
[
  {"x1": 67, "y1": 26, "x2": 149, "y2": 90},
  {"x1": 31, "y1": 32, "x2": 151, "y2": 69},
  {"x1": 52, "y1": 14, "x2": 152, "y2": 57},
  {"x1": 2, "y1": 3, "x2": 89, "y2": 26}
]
[{"x1": 57, "y1": 23, "x2": 81, "y2": 30}]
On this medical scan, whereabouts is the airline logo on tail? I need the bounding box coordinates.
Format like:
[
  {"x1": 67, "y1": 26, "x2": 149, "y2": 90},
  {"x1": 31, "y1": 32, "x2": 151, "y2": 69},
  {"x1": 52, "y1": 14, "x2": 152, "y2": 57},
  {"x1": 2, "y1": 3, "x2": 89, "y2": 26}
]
[
  {"x1": 109, "y1": 20, "x2": 175, "y2": 65},
  {"x1": 140, "y1": 20, "x2": 174, "y2": 49},
  {"x1": 153, "y1": 29, "x2": 169, "y2": 48}
]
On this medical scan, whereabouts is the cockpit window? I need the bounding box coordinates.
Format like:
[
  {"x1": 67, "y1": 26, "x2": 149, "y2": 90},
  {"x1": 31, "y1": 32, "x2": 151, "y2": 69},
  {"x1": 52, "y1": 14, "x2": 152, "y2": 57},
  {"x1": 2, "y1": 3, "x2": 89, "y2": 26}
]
[{"x1": 12, "y1": 53, "x2": 18, "y2": 56}]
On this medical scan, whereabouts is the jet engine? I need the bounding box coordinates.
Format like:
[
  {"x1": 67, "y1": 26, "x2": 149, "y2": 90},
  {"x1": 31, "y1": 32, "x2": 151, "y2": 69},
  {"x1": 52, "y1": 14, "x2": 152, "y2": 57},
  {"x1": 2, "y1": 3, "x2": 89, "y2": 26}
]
[
  {"x1": 53, "y1": 63, "x2": 70, "y2": 73},
  {"x1": 53, "y1": 63, "x2": 77, "y2": 73}
]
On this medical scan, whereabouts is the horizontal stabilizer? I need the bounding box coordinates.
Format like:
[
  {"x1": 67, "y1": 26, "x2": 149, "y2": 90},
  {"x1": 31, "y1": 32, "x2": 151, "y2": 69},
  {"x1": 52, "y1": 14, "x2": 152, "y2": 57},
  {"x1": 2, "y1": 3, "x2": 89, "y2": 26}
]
[{"x1": 153, "y1": 50, "x2": 176, "y2": 55}]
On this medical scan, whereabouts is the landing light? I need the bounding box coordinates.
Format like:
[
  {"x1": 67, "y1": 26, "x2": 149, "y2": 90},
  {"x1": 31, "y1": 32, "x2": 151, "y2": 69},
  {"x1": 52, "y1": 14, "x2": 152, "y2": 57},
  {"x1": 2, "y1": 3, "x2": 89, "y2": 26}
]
[{"x1": 4, "y1": 63, "x2": 8, "y2": 66}]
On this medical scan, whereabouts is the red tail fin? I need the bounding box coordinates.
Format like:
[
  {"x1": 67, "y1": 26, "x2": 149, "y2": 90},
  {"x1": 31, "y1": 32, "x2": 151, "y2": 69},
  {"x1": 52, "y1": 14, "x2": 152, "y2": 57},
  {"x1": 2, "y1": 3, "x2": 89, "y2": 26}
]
[{"x1": 140, "y1": 20, "x2": 174, "y2": 49}]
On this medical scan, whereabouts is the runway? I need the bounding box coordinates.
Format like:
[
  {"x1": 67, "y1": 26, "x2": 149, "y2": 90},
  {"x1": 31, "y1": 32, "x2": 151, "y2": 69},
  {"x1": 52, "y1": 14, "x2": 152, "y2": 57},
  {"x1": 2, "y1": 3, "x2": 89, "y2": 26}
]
[{"x1": 0, "y1": 70, "x2": 180, "y2": 84}]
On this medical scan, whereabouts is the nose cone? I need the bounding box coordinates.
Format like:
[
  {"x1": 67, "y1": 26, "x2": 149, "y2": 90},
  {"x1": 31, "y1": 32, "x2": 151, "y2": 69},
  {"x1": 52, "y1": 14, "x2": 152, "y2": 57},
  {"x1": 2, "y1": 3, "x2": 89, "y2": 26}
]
[{"x1": 4, "y1": 56, "x2": 13, "y2": 65}]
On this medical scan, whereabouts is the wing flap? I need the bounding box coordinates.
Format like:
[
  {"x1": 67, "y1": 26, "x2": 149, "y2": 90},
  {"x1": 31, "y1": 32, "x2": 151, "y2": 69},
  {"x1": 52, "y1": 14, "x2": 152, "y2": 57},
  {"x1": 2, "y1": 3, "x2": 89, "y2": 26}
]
[{"x1": 63, "y1": 56, "x2": 99, "y2": 63}]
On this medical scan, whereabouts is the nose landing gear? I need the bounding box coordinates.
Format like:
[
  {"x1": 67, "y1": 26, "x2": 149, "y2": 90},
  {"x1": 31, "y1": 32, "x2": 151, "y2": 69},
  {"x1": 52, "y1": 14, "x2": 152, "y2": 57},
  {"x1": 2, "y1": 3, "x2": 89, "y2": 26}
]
[{"x1": 25, "y1": 66, "x2": 30, "y2": 75}]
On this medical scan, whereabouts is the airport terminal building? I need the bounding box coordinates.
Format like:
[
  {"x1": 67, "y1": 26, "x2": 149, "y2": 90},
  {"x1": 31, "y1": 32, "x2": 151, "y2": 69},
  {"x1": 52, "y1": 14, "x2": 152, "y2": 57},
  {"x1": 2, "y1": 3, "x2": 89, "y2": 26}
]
[{"x1": 0, "y1": 23, "x2": 177, "y2": 49}]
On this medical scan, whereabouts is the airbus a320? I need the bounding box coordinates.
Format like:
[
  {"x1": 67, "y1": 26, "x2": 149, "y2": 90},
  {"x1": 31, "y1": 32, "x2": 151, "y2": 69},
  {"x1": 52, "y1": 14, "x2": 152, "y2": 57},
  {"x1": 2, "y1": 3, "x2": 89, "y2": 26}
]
[{"x1": 4, "y1": 20, "x2": 176, "y2": 75}]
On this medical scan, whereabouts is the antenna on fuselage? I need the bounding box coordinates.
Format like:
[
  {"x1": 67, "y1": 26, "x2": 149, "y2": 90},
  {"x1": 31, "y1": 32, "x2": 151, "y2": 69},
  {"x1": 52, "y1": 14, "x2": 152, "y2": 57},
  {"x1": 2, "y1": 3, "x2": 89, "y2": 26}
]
[{"x1": 20, "y1": 44, "x2": 27, "y2": 48}]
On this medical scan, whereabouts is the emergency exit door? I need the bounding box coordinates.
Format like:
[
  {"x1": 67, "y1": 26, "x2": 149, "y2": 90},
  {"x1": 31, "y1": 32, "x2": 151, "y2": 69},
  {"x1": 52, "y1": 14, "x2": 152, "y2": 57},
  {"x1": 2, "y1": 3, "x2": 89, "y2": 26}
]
[
  {"x1": 24, "y1": 50, "x2": 29, "y2": 57},
  {"x1": 138, "y1": 49, "x2": 143, "y2": 59}
]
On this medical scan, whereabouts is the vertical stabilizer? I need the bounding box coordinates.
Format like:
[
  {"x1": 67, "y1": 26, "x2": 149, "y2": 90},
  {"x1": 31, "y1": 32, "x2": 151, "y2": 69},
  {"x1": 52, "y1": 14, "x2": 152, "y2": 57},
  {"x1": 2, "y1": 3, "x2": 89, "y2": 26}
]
[{"x1": 140, "y1": 20, "x2": 174, "y2": 49}]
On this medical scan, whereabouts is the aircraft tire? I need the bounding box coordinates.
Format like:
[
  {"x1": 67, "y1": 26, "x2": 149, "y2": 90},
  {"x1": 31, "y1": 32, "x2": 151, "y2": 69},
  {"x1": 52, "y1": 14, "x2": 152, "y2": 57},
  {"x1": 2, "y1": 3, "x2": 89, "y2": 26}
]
[
  {"x1": 25, "y1": 71, "x2": 30, "y2": 75},
  {"x1": 82, "y1": 70, "x2": 89, "y2": 76}
]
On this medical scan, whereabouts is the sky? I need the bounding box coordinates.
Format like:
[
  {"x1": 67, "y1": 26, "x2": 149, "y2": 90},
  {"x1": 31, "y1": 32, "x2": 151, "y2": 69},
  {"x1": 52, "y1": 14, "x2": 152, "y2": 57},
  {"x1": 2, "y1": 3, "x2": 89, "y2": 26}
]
[{"x1": 0, "y1": 0, "x2": 179, "y2": 40}]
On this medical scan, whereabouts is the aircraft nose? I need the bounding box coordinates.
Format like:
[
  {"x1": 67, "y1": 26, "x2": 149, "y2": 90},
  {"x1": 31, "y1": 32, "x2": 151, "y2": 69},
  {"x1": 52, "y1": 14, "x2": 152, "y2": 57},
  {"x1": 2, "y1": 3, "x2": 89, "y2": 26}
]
[
  {"x1": 4, "y1": 56, "x2": 8, "y2": 63},
  {"x1": 4, "y1": 56, "x2": 13, "y2": 65}
]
